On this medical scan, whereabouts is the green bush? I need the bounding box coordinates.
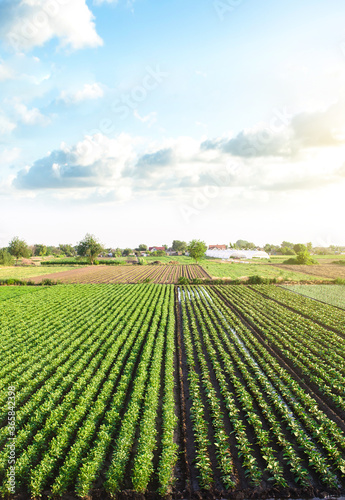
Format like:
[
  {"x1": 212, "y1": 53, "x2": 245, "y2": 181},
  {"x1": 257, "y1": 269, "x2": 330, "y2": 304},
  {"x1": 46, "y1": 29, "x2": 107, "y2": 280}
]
[
  {"x1": 0, "y1": 249, "x2": 14, "y2": 266},
  {"x1": 177, "y1": 277, "x2": 189, "y2": 285}
]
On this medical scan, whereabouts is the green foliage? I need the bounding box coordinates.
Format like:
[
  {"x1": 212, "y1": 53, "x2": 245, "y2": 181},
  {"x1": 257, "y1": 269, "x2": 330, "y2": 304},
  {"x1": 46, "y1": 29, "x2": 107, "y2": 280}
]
[
  {"x1": 281, "y1": 247, "x2": 296, "y2": 256},
  {"x1": 172, "y1": 240, "x2": 187, "y2": 252},
  {"x1": 247, "y1": 275, "x2": 271, "y2": 284},
  {"x1": 293, "y1": 243, "x2": 307, "y2": 254},
  {"x1": 295, "y1": 249, "x2": 318, "y2": 265},
  {"x1": 59, "y1": 244, "x2": 76, "y2": 257},
  {"x1": 76, "y1": 234, "x2": 104, "y2": 265},
  {"x1": 34, "y1": 244, "x2": 47, "y2": 257},
  {"x1": 8, "y1": 236, "x2": 30, "y2": 262},
  {"x1": 137, "y1": 244, "x2": 148, "y2": 251},
  {"x1": 177, "y1": 276, "x2": 189, "y2": 285},
  {"x1": 187, "y1": 239, "x2": 207, "y2": 263},
  {"x1": 235, "y1": 239, "x2": 256, "y2": 250},
  {"x1": 283, "y1": 249, "x2": 318, "y2": 265},
  {"x1": 152, "y1": 250, "x2": 166, "y2": 257},
  {"x1": 122, "y1": 248, "x2": 132, "y2": 256},
  {"x1": 0, "y1": 249, "x2": 14, "y2": 266}
]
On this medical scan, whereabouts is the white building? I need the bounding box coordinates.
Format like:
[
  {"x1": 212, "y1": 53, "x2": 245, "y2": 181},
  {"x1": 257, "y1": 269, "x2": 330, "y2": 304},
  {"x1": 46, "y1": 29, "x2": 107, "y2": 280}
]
[{"x1": 205, "y1": 249, "x2": 269, "y2": 260}]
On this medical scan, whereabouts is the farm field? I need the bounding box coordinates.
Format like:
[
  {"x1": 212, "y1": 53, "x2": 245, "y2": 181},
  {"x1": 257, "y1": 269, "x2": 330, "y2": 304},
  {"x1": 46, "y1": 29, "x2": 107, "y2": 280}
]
[
  {"x1": 0, "y1": 284, "x2": 177, "y2": 498},
  {"x1": 272, "y1": 263, "x2": 345, "y2": 280},
  {"x1": 0, "y1": 266, "x2": 82, "y2": 280},
  {"x1": 282, "y1": 284, "x2": 345, "y2": 310},
  {"x1": 1, "y1": 284, "x2": 345, "y2": 498},
  {"x1": 144, "y1": 255, "x2": 195, "y2": 264},
  {"x1": 29, "y1": 264, "x2": 211, "y2": 284},
  {"x1": 202, "y1": 262, "x2": 327, "y2": 281},
  {"x1": 0, "y1": 286, "x2": 42, "y2": 301}
]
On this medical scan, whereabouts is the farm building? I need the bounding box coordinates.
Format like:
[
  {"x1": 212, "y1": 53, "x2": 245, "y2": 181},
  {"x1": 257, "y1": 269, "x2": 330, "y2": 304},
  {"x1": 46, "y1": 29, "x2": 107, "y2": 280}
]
[
  {"x1": 206, "y1": 249, "x2": 269, "y2": 259},
  {"x1": 149, "y1": 246, "x2": 166, "y2": 252},
  {"x1": 208, "y1": 244, "x2": 227, "y2": 250}
]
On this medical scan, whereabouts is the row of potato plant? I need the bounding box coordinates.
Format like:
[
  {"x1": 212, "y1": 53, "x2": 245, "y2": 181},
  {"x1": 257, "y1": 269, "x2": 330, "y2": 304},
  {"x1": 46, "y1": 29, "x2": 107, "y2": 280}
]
[
  {"x1": 211, "y1": 286, "x2": 344, "y2": 486},
  {"x1": 217, "y1": 285, "x2": 345, "y2": 411},
  {"x1": 254, "y1": 285, "x2": 345, "y2": 333}
]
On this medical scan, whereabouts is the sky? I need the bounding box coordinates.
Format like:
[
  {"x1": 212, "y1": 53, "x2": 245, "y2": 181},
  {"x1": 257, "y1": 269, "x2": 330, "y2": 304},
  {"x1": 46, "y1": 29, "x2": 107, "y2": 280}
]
[{"x1": 1, "y1": 0, "x2": 345, "y2": 248}]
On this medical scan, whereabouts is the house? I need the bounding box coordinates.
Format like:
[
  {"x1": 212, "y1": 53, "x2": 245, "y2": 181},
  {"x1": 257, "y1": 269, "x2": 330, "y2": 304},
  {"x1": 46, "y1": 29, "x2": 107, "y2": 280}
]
[
  {"x1": 149, "y1": 246, "x2": 166, "y2": 252},
  {"x1": 208, "y1": 244, "x2": 227, "y2": 251}
]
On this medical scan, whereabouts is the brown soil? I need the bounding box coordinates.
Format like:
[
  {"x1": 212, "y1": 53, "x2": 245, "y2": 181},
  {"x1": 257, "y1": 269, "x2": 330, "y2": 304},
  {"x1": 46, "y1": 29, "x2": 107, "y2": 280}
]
[
  {"x1": 29, "y1": 265, "x2": 211, "y2": 284},
  {"x1": 272, "y1": 263, "x2": 345, "y2": 279}
]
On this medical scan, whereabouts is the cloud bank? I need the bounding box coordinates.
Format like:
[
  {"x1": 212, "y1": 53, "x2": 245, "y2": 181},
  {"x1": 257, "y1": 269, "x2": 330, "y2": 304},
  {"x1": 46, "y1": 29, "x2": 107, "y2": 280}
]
[{"x1": 0, "y1": 0, "x2": 103, "y2": 52}]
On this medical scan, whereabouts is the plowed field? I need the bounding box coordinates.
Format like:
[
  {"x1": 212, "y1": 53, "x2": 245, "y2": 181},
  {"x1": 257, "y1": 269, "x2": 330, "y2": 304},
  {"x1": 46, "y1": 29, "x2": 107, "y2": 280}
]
[{"x1": 30, "y1": 264, "x2": 211, "y2": 284}]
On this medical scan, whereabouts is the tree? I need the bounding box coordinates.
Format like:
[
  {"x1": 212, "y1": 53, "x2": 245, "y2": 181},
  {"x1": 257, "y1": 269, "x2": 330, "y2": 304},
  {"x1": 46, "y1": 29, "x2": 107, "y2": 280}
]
[
  {"x1": 295, "y1": 249, "x2": 317, "y2": 265},
  {"x1": 34, "y1": 244, "x2": 47, "y2": 257},
  {"x1": 281, "y1": 246, "x2": 296, "y2": 255},
  {"x1": 76, "y1": 234, "x2": 103, "y2": 265},
  {"x1": 152, "y1": 250, "x2": 166, "y2": 257},
  {"x1": 59, "y1": 244, "x2": 76, "y2": 257},
  {"x1": 281, "y1": 241, "x2": 294, "y2": 250},
  {"x1": 123, "y1": 248, "x2": 132, "y2": 256},
  {"x1": 0, "y1": 249, "x2": 14, "y2": 266},
  {"x1": 8, "y1": 237, "x2": 30, "y2": 264},
  {"x1": 46, "y1": 246, "x2": 62, "y2": 256},
  {"x1": 172, "y1": 240, "x2": 187, "y2": 252},
  {"x1": 293, "y1": 243, "x2": 307, "y2": 254},
  {"x1": 138, "y1": 244, "x2": 148, "y2": 252},
  {"x1": 236, "y1": 239, "x2": 255, "y2": 250},
  {"x1": 187, "y1": 239, "x2": 207, "y2": 263}
]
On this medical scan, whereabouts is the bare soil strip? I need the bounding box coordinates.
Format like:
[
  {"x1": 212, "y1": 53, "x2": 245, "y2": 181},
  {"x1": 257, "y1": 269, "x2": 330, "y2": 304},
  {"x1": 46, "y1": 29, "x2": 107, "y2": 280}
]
[
  {"x1": 30, "y1": 265, "x2": 211, "y2": 284},
  {"x1": 272, "y1": 263, "x2": 345, "y2": 279}
]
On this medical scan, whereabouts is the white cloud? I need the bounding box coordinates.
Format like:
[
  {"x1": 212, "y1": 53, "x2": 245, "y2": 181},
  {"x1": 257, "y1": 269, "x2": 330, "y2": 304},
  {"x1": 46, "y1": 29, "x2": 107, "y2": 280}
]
[
  {"x1": 12, "y1": 128, "x2": 345, "y2": 202},
  {"x1": 0, "y1": 114, "x2": 16, "y2": 135},
  {"x1": 0, "y1": 147, "x2": 21, "y2": 167},
  {"x1": 60, "y1": 83, "x2": 104, "y2": 104},
  {"x1": 0, "y1": 0, "x2": 103, "y2": 52},
  {"x1": 0, "y1": 61, "x2": 13, "y2": 81},
  {"x1": 133, "y1": 110, "x2": 157, "y2": 126},
  {"x1": 13, "y1": 101, "x2": 50, "y2": 126}
]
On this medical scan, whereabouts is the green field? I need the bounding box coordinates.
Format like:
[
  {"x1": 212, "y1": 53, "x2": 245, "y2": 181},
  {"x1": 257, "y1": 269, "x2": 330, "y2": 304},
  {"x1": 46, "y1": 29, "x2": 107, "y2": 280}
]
[
  {"x1": 202, "y1": 262, "x2": 327, "y2": 281},
  {"x1": 144, "y1": 255, "x2": 194, "y2": 264},
  {"x1": 0, "y1": 286, "x2": 42, "y2": 301},
  {"x1": 0, "y1": 266, "x2": 82, "y2": 280},
  {"x1": 2, "y1": 284, "x2": 345, "y2": 498},
  {"x1": 281, "y1": 284, "x2": 345, "y2": 309}
]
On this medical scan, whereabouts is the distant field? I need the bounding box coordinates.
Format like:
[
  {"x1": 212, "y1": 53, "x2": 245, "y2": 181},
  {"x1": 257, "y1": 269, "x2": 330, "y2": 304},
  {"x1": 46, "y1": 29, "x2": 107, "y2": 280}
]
[
  {"x1": 30, "y1": 264, "x2": 211, "y2": 284},
  {"x1": 282, "y1": 284, "x2": 345, "y2": 310},
  {"x1": 273, "y1": 263, "x2": 345, "y2": 280},
  {"x1": 144, "y1": 255, "x2": 194, "y2": 264},
  {"x1": 0, "y1": 266, "x2": 82, "y2": 280},
  {"x1": 202, "y1": 262, "x2": 327, "y2": 281}
]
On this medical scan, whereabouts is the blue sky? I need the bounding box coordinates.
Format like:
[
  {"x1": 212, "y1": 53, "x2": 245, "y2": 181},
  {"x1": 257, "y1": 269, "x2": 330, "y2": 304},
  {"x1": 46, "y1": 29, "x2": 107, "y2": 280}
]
[{"x1": 1, "y1": 0, "x2": 345, "y2": 248}]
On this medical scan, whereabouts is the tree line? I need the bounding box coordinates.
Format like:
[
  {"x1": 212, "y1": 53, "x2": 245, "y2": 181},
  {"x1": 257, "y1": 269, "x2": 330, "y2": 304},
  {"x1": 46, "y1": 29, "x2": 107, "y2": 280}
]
[{"x1": 0, "y1": 236, "x2": 207, "y2": 265}]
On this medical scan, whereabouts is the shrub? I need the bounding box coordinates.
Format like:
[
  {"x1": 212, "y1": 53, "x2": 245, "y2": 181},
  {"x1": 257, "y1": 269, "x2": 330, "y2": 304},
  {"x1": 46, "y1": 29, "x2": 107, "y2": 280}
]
[
  {"x1": 177, "y1": 277, "x2": 189, "y2": 285},
  {"x1": 0, "y1": 249, "x2": 14, "y2": 266},
  {"x1": 248, "y1": 275, "x2": 270, "y2": 284},
  {"x1": 41, "y1": 279, "x2": 57, "y2": 286},
  {"x1": 191, "y1": 278, "x2": 203, "y2": 284}
]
